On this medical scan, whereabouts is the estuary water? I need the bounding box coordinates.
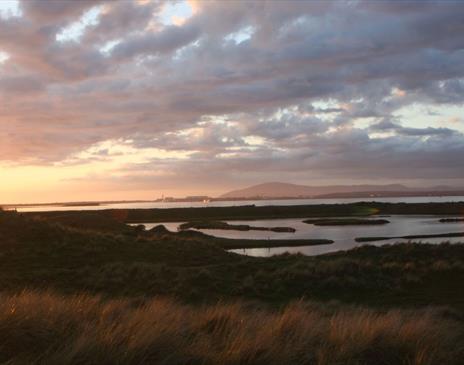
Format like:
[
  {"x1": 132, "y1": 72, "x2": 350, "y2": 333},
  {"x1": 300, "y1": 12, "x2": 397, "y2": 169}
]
[
  {"x1": 13, "y1": 195, "x2": 464, "y2": 212},
  {"x1": 12, "y1": 196, "x2": 464, "y2": 257},
  {"x1": 138, "y1": 215, "x2": 464, "y2": 257}
]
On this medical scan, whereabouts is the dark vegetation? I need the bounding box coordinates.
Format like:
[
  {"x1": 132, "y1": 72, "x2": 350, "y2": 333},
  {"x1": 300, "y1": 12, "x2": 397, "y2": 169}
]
[
  {"x1": 149, "y1": 225, "x2": 332, "y2": 249},
  {"x1": 20, "y1": 212, "x2": 329, "y2": 249},
  {"x1": 179, "y1": 220, "x2": 296, "y2": 232},
  {"x1": 356, "y1": 232, "x2": 464, "y2": 243},
  {"x1": 303, "y1": 218, "x2": 390, "y2": 226},
  {"x1": 25, "y1": 201, "x2": 464, "y2": 223},
  {"x1": 42, "y1": 212, "x2": 136, "y2": 232},
  {"x1": 1, "y1": 209, "x2": 464, "y2": 309},
  {"x1": 2, "y1": 208, "x2": 464, "y2": 364}
]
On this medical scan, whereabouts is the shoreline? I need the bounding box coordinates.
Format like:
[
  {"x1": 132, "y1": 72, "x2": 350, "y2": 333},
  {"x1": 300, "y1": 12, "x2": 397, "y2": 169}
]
[
  {"x1": 4, "y1": 190, "x2": 464, "y2": 208},
  {"x1": 26, "y1": 201, "x2": 464, "y2": 223},
  {"x1": 145, "y1": 226, "x2": 333, "y2": 250}
]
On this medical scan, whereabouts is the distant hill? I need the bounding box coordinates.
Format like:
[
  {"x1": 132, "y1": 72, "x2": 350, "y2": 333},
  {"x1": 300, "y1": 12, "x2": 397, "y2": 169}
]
[{"x1": 219, "y1": 182, "x2": 457, "y2": 199}]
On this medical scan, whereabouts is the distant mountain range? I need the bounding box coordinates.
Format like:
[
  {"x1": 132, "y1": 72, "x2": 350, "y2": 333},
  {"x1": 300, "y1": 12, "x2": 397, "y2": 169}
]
[{"x1": 219, "y1": 182, "x2": 462, "y2": 199}]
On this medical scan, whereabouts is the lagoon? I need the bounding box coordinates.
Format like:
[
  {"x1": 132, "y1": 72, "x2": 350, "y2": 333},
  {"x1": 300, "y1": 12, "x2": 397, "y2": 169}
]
[{"x1": 139, "y1": 215, "x2": 464, "y2": 257}]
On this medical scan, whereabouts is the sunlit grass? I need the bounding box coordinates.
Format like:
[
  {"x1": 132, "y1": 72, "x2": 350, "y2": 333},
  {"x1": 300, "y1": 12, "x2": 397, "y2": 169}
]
[{"x1": 0, "y1": 291, "x2": 462, "y2": 365}]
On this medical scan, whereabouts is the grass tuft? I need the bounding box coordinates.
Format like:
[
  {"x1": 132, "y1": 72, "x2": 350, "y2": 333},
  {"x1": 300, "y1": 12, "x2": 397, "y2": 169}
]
[{"x1": 0, "y1": 291, "x2": 462, "y2": 365}]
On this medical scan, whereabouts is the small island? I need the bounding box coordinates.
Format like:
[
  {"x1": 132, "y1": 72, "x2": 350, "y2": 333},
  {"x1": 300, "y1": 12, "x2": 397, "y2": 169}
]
[
  {"x1": 439, "y1": 218, "x2": 464, "y2": 223},
  {"x1": 303, "y1": 218, "x2": 390, "y2": 226},
  {"x1": 146, "y1": 224, "x2": 331, "y2": 249},
  {"x1": 355, "y1": 231, "x2": 464, "y2": 243},
  {"x1": 179, "y1": 220, "x2": 296, "y2": 232}
]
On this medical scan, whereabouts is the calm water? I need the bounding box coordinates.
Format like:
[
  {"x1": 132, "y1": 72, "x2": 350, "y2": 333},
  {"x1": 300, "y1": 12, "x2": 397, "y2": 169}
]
[
  {"x1": 14, "y1": 195, "x2": 464, "y2": 212},
  {"x1": 138, "y1": 215, "x2": 464, "y2": 257},
  {"x1": 13, "y1": 197, "x2": 464, "y2": 257}
]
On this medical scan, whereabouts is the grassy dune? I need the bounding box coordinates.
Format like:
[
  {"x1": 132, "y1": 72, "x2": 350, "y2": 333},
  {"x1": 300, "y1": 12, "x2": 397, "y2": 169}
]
[
  {"x1": 2, "y1": 209, "x2": 464, "y2": 363},
  {"x1": 1, "y1": 209, "x2": 464, "y2": 309},
  {"x1": 1, "y1": 291, "x2": 463, "y2": 365}
]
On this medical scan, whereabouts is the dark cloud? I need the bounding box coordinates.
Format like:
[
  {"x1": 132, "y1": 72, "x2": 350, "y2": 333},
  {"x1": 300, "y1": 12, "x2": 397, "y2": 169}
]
[
  {"x1": 112, "y1": 23, "x2": 202, "y2": 60},
  {"x1": 0, "y1": 0, "x2": 463, "y2": 187},
  {"x1": 371, "y1": 119, "x2": 457, "y2": 137},
  {"x1": 20, "y1": 0, "x2": 100, "y2": 23}
]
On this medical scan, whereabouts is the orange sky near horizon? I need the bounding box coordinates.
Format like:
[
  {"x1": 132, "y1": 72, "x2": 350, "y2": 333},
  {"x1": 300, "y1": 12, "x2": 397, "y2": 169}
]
[{"x1": 1, "y1": 0, "x2": 464, "y2": 204}]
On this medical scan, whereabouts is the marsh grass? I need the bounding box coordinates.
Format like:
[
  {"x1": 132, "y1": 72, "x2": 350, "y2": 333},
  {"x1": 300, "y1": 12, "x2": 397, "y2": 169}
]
[
  {"x1": 1, "y1": 209, "x2": 464, "y2": 308},
  {"x1": 0, "y1": 291, "x2": 462, "y2": 365},
  {"x1": 1, "y1": 209, "x2": 464, "y2": 363}
]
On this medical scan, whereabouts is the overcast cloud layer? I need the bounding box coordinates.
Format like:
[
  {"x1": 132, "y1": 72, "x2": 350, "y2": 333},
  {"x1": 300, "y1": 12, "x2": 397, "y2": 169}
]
[{"x1": 1, "y1": 0, "x2": 464, "y2": 198}]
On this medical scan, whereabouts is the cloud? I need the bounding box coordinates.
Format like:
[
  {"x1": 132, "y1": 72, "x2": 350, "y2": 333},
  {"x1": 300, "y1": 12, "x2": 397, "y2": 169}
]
[
  {"x1": 20, "y1": 0, "x2": 100, "y2": 23},
  {"x1": 1, "y1": 0, "x2": 464, "y2": 189},
  {"x1": 111, "y1": 22, "x2": 201, "y2": 60},
  {"x1": 371, "y1": 119, "x2": 457, "y2": 137}
]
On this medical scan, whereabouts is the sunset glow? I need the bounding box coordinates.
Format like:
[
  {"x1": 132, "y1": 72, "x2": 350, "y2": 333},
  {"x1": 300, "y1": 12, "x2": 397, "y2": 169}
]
[
  {"x1": 1, "y1": 0, "x2": 464, "y2": 203},
  {"x1": 2, "y1": 3, "x2": 464, "y2": 362}
]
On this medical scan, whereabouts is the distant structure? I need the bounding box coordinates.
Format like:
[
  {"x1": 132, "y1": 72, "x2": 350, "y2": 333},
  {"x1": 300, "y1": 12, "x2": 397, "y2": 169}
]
[
  {"x1": 157, "y1": 195, "x2": 174, "y2": 202},
  {"x1": 154, "y1": 195, "x2": 211, "y2": 203},
  {"x1": 185, "y1": 196, "x2": 210, "y2": 202}
]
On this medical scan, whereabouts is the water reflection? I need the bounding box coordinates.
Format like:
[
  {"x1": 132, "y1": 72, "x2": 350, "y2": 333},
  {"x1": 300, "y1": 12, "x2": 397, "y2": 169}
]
[{"x1": 138, "y1": 215, "x2": 464, "y2": 257}]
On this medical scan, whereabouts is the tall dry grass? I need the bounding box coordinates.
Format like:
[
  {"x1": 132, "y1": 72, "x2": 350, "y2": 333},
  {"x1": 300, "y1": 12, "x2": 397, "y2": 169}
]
[{"x1": 0, "y1": 291, "x2": 462, "y2": 364}]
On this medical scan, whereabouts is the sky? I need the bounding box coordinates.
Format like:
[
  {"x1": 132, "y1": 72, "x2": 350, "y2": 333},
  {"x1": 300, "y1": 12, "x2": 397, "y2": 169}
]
[{"x1": 1, "y1": 0, "x2": 464, "y2": 203}]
